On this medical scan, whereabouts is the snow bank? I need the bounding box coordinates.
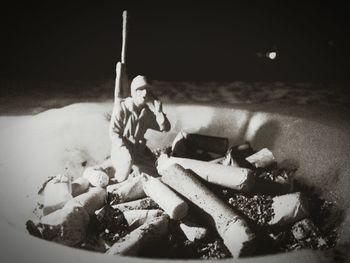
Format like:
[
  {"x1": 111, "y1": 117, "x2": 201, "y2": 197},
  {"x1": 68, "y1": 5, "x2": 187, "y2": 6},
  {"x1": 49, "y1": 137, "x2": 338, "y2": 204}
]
[{"x1": 0, "y1": 103, "x2": 112, "y2": 229}]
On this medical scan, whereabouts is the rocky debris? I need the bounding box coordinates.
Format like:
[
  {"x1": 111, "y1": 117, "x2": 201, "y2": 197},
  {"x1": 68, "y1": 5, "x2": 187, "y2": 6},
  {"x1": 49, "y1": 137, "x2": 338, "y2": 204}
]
[
  {"x1": 111, "y1": 197, "x2": 159, "y2": 212},
  {"x1": 146, "y1": 220, "x2": 231, "y2": 259},
  {"x1": 254, "y1": 168, "x2": 295, "y2": 193},
  {"x1": 107, "y1": 214, "x2": 170, "y2": 256},
  {"x1": 292, "y1": 218, "x2": 328, "y2": 249},
  {"x1": 228, "y1": 194, "x2": 274, "y2": 226},
  {"x1": 256, "y1": 168, "x2": 294, "y2": 185},
  {"x1": 245, "y1": 148, "x2": 276, "y2": 169},
  {"x1": 26, "y1": 139, "x2": 342, "y2": 259},
  {"x1": 268, "y1": 192, "x2": 309, "y2": 226},
  {"x1": 94, "y1": 204, "x2": 129, "y2": 245},
  {"x1": 221, "y1": 142, "x2": 255, "y2": 168},
  {"x1": 153, "y1": 146, "x2": 172, "y2": 158},
  {"x1": 71, "y1": 177, "x2": 90, "y2": 197},
  {"x1": 179, "y1": 217, "x2": 209, "y2": 242},
  {"x1": 195, "y1": 239, "x2": 232, "y2": 259}
]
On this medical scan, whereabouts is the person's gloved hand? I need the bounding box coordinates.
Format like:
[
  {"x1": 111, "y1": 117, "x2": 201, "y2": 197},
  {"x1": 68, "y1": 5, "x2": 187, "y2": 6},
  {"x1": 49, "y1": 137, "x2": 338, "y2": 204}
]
[
  {"x1": 148, "y1": 99, "x2": 163, "y2": 113},
  {"x1": 146, "y1": 91, "x2": 162, "y2": 112}
]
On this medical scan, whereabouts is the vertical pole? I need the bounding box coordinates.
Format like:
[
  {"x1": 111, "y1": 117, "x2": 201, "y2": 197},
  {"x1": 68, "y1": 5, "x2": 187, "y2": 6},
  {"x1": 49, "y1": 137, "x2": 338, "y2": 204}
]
[{"x1": 121, "y1": 10, "x2": 127, "y2": 64}]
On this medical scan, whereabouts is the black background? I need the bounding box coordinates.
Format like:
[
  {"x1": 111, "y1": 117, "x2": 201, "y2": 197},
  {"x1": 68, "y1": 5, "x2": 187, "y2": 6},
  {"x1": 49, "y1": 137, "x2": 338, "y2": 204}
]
[{"x1": 1, "y1": 1, "x2": 350, "y2": 82}]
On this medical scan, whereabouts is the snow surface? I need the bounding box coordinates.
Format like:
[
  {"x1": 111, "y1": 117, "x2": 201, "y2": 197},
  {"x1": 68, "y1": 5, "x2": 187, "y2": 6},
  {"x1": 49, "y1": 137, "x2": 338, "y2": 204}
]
[{"x1": 0, "y1": 103, "x2": 112, "y2": 229}]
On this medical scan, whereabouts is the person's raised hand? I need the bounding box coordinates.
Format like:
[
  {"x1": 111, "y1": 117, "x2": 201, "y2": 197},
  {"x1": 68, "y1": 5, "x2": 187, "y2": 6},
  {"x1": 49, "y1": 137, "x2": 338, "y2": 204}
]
[
  {"x1": 146, "y1": 91, "x2": 162, "y2": 112},
  {"x1": 147, "y1": 99, "x2": 163, "y2": 113},
  {"x1": 153, "y1": 100, "x2": 163, "y2": 113}
]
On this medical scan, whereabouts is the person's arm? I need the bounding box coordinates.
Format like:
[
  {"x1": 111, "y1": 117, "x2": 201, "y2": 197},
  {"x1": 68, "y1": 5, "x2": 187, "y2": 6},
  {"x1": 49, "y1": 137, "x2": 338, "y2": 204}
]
[
  {"x1": 109, "y1": 102, "x2": 135, "y2": 154},
  {"x1": 153, "y1": 100, "x2": 171, "y2": 132},
  {"x1": 109, "y1": 102, "x2": 124, "y2": 146}
]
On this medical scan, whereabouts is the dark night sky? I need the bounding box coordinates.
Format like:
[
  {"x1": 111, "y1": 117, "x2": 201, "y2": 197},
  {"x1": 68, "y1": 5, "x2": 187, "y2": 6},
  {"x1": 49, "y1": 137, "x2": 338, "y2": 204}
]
[{"x1": 1, "y1": 1, "x2": 350, "y2": 82}]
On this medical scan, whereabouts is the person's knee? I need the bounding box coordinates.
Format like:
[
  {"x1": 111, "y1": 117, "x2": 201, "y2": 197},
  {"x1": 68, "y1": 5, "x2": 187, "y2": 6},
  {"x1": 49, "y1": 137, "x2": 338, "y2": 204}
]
[
  {"x1": 113, "y1": 162, "x2": 132, "y2": 182},
  {"x1": 111, "y1": 146, "x2": 133, "y2": 182}
]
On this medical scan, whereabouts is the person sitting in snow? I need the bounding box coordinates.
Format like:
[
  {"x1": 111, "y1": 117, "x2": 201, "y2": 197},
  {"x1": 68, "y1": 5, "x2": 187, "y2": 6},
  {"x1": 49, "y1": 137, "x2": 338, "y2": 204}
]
[{"x1": 108, "y1": 62, "x2": 171, "y2": 182}]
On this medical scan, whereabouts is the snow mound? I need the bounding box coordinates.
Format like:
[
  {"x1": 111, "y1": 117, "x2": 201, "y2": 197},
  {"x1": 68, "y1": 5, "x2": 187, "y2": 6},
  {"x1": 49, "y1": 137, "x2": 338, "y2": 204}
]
[{"x1": 0, "y1": 103, "x2": 112, "y2": 229}]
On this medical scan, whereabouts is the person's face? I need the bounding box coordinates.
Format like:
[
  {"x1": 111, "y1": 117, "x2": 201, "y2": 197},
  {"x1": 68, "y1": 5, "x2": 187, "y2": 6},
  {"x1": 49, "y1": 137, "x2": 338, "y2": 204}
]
[{"x1": 132, "y1": 87, "x2": 147, "y2": 107}]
